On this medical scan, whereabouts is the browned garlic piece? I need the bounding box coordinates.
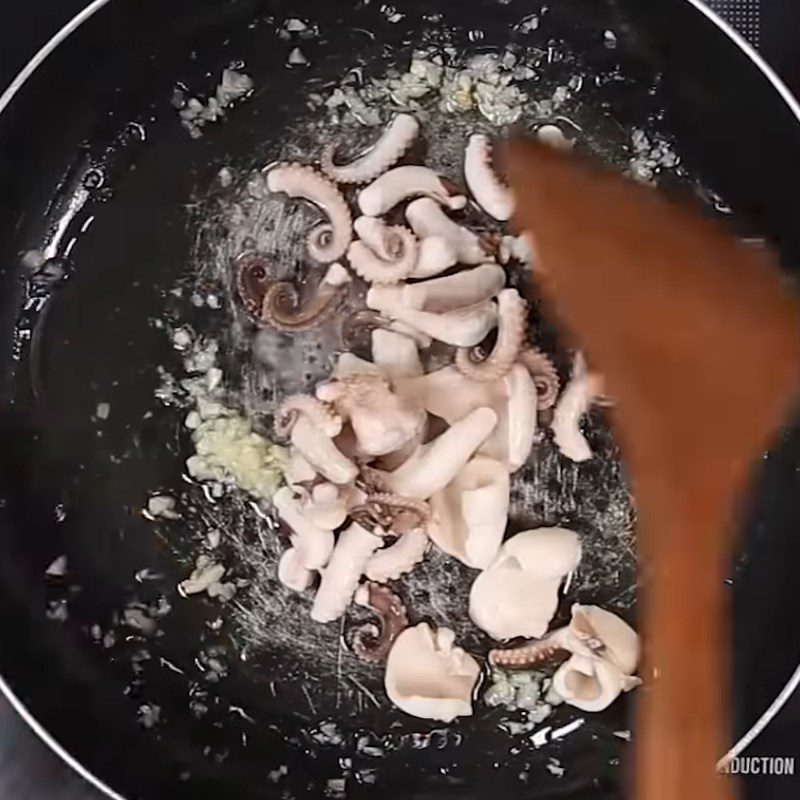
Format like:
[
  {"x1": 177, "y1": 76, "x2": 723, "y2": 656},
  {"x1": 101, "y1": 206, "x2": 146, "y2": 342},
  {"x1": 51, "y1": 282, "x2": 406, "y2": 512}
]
[
  {"x1": 469, "y1": 527, "x2": 582, "y2": 640},
  {"x1": 384, "y1": 622, "x2": 480, "y2": 722}
]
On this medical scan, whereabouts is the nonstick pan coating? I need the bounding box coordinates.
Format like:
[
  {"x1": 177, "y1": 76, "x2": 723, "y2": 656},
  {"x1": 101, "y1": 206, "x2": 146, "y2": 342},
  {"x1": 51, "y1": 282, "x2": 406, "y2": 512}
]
[{"x1": 1, "y1": 1, "x2": 800, "y2": 799}]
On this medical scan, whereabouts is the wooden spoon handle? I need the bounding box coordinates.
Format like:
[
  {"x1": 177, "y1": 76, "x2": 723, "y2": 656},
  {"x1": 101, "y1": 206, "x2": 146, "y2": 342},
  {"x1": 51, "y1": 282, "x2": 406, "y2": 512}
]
[{"x1": 508, "y1": 139, "x2": 800, "y2": 800}]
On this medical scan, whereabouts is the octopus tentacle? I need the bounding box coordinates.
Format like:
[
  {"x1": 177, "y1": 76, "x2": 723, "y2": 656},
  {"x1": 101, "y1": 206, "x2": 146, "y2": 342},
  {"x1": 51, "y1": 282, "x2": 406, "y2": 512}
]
[
  {"x1": 348, "y1": 218, "x2": 418, "y2": 284},
  {"x1": 350, "y1": 492, "x2": 430, "y2": 531},
  {"x1": 341, "y1": 310, "x2": 432, "y2": 350},
  {"x1": 321, "y1": 113, "x2": 420, "y2": 184},
  {"x1": 265, "y1": 162, "x2": 352, "y2": 262},
  {"x1": 358, "y1": 166, "x2": 467, "y2": 217},
  {"x1": 464, "y1": 134, "x2": 515, "y2": 221},
  {"x1": 406, "y1": 197, "x2": 492, "y2": 266},
  {"x1": 351, "y1": 582, "x2": 409, "y2": 664},
  {"x1": 354, "y1": 216, "x2": 411, "y2": 262},
  {"x1": 518, "y1": 346, "x2": 561, "y2": 410},
  {"x1": 311, "y1": 522, "x2": 381, "y2": 623},
  {"x1": 317, "y1": 372, "x2": 426, "y2": 458},
  {"x1": 551, "y1": 353, "x2": 598, "y2": 462},
  {"x1": 455, "y1": 288, "x2": 527, "y2": 382},
  {"x1": 261, "y1": 280, "x2": 344, "y2": 331},
  {"x1": 488, "y1": 639, "x2": 570, "y2": 669},
  {"x1": 275, "y1": 395, "x2": 343, "y2": 439},
  {"x1": 365, "y1": 529, "x2": 430, "y2": 583},
  {"x1": 235, "y1": 252, "x2": 273, "y2": 323}
]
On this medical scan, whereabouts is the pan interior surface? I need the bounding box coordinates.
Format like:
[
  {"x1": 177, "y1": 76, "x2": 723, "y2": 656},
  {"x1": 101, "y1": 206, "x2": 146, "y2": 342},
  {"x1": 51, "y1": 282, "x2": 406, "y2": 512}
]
[{"x1": 0, "y1": 2, "x2": 799, "y2": 799}]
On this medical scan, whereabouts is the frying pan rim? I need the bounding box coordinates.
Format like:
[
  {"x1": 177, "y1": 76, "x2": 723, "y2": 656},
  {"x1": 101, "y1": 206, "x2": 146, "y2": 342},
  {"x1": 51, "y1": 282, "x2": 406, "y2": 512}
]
[{"x1": 0, "y1": 0, "x2": 799, "y2": 798}]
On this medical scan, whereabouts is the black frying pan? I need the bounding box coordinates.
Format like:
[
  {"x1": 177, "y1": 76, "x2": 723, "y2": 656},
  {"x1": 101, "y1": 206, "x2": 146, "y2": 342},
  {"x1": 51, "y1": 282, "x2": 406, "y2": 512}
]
[{"x1": 1, "y1": 1, "x2": 800, "y2": 799}]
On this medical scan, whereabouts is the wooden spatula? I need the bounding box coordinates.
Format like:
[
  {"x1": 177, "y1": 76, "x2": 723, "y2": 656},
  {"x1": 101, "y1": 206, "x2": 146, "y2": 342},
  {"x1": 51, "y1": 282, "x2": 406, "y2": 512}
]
[{"x1": 508, "y1": 140, "x2": 800, "y2": 800}]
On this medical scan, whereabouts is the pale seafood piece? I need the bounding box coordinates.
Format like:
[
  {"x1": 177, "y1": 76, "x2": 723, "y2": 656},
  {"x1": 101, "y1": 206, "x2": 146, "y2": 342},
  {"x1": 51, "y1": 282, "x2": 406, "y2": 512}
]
[
  {"x1": 371, "y1": 329, "x2": 423, "y2": 379},
  {"x1": 382, "y1": 407, "x2": 498, "y2": 500},
  {"x1": 488, "y1": 603, "x2": 639, "y2": 673},
  {"x1": 485, "y1": 363, "x2": 538, "y2": 471},
  {"x1": 394, "y1": 365, "x2": 501, "y2": 425},
  {"x1": 277, "y1": 547, "x2": 315, "y2": 593},
  {"x1": 372, "y1": 423, "x2": 427, "y2": 473},
  {"x1": 552, "y1": 653, "x2": 641, "y2": 713},
  {"x1": 518, "y1": 346, "x2": 561, "y2": 410},
  {"x1": 464, "y1": 133, "x2": 515, "y2": 221},
  {"x1": 322, "y1": 261, "x2": 353, "y2": 286},
  {"x1": 551, "y1": 352, "x2": 603, "y2": 462},
  {"x1": 295, "y1": 482, "x2": 355, "y2": 530},
  {"x1": 556, "y1": 603, "x2": 640, "y2": 673},
  {"x1": 397, "y1": 364, "x2": 536, "y2": 471},
  {"x1": 411, "y1": 235, "x2": 459, "y2": 279},
  {"x1": 385, "y1": 622, "x2": 480, "y2": 722},
  {"x1": 341, "y1": 311, "x2": 433, "y2": 351},
  {"x1": 455, "y1": 288, "x2": 528, "y2": 382},
  {"x1": 321, "y1": 113, "x2": 420, "y2": 184},
  {"x1": 316, "y1": 374, "x2": 426, "y2": 458},
  {"x1": 498, "y1": 234, "x2": 533, "y2": 266},
  {"x1": 283, "y1": 447, "x2": 317, "y2": 485},
  {"x1": 273, "y1": 486, "x2": 335, "y2": 570},
  {"x1": 469, "y1": 527, "x2": 582, "y2": 640},
  {"x1": 311, "y1": 522, "x2": 382, "y2": 623},
  {"x1": 275, "y1": 394, "x2": 342, "y2": 438},
  {"x1": 367, "y1": 264, "x2": 505, "y2": 314},
  {"x1": 265, "y1": 162, "x2": 352, "y2": 262},
  {"x1": 290, "y1": 415, "x2": 358, "y2": 484},
  {"x1": 384, "y1": 299, "x2": 498, "y2": 347},
  {"x1": 353, "y1": 216, "x2": 412, "y2": 260},
  {"x1": 406, "y1": 197, "x2": 490, "y2": 264},
  {"x1": 428, "y1": 455, "x2": 510, "y2": 569},
  {"x1": 365, "y1": 528, "x2": 430, "y2": 582},
  {"x1": 495, "y1": 602, "x2": 640, "y2": 710},
  {"x1": 332, "y1": 352, "x2": 385, "y2": 380},
  {"x1": 348, "y1": 217, "x2": 418, "y2": 284},
  {"x1": 358, "y1": 166, "x2": 467, "y2": 216},
  {"x1": 536, "y1": 124, "x2": 573, "y2": 151}
]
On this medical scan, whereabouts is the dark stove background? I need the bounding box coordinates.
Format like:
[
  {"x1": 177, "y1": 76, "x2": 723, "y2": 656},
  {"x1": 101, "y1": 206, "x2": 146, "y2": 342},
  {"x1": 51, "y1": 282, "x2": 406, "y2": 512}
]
[{"x1": 1, "y1": 1, "x2": 799, "y2": 798}]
